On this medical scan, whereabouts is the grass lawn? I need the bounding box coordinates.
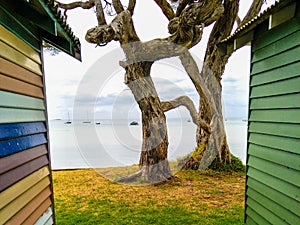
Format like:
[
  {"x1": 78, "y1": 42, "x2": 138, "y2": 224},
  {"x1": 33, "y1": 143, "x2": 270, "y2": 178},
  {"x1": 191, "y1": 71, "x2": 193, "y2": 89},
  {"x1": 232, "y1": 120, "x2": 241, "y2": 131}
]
[{"x1": 52, "y1": 168, "x2": 245, "y2": 225}]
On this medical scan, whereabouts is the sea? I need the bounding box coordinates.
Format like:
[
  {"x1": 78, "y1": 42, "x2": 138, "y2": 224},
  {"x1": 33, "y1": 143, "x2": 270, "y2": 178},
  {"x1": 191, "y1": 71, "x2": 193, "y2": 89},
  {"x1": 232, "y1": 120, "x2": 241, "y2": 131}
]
[{"x1": 49, "y1": 118, "x2": 248, "y2": 170}]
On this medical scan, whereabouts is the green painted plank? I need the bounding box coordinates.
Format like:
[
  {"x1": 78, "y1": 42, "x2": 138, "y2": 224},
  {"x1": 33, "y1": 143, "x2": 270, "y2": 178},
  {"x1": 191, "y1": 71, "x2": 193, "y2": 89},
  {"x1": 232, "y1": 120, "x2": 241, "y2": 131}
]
[
  {"x1": 253, "y1": 17, "x2": 300, "y2": 52},
  {"x1": 0, "y1": 108, "x2": 45, "y2": 124},
  {"x1": 245, "y1": 216, "x2": 257, "y2": 225},
  {"x1": 252, "y1": 31, "x2": 300, "y2": 63},
  {"x1": 247, "y1": 167, "x2": 300, "y2": 202},
  {"x1": 248, "y1": 133, "x2": 299, "y2": 154},
  {"x1": 246, "y1": 200, "x2": 274, "y2": 225},
  {"x1": 251, "y1": 46, "x2": 300, "y2": 75},
  {"x1": 250, "y1": 61, "x2": 300, "y2": 86},
  {"x1": 248, "y1": 122, "x2": 300, "y2": 139},
  {"x1": 248, "y1": 143, "x2": 300, "y2": 171},
  {"x1": 249, "y1": 109, "x2": 300, "y2": 123},
  {"x1": 0, "y1": 91, "x2": 45, "y2": 110},
  {"x1": 250, "y1": 76, "x2": 300, "y2": 98},
  {"x1": 246, "y1": 206, "x2": 269, "y2": 225},
  {"x1": 248, "y1": 155, "x2": 300, "y2": 187},
  {"x1": 247, "y1": 188, "x2": 290, "y2": 225},
  {"x1": 247, "y1": 177, "x2": 300, "y2": 217},
  {"x1": 250, "y1": 93, "x2": 300, "y2": 109}
]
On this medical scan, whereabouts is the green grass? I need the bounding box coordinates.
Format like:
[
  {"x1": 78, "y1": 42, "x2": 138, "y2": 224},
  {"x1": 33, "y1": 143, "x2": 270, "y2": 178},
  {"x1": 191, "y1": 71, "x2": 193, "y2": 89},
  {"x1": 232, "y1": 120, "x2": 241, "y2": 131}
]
[{"x1": 53, "y1": 169, "x2": 245, "y2": 224}]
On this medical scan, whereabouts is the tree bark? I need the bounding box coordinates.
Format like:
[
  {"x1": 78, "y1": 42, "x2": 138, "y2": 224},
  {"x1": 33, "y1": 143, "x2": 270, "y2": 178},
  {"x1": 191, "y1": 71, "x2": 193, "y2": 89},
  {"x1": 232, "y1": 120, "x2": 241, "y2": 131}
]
[{"x1": 124, "y1": 62, "x2": 172, "y2": 183}]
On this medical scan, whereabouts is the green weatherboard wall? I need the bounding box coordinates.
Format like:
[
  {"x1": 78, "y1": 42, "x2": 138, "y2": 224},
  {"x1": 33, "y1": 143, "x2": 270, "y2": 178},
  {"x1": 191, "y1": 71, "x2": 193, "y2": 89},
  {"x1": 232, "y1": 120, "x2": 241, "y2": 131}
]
[{"x1": 246, "y1": 16, "x2": 300, "y2": 225}]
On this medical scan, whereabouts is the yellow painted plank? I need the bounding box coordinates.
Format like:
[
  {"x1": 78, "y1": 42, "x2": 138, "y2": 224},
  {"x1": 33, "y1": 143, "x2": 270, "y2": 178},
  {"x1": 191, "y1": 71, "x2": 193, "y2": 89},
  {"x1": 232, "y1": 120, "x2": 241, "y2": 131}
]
[
  {"x1": 5, "y1": 188, "x2": 51, "y2": 225},
  {"x1": 0, "y1": 25, "x2": 41, "y2": 64},
  {"x1": 0, "y1": 176, "x2": 50, "y2": 224},
  {"x1": 0, "y1": 166, "x2": 50, "y2": 210},
  {"x1": 0, "y1": 41, "x2": 42, "y2": 76}
]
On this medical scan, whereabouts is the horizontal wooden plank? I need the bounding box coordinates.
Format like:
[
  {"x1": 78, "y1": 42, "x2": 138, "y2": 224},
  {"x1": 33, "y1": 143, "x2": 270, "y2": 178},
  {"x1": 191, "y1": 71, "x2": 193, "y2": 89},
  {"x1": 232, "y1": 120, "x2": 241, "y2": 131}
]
[
  {"x1": 251, "y1": 46, "x2": 300, "y2": 75},
  {"x1": 0, "y1": 4, "x2": 40, "y2": 52},
  {"x1": 246, "y1": 196, "x2": 287, "y2": 225},
  {"x1": 248, "y1": 143, "x2": 300, "y2": 171},
  {"x1": 247, "y1": 187, "x2": 298, "y2": 224},
  {"x1": 0, "y1": 144, "x2": 48, "y2": 175},
  {"x1": 250, "y1": 61, "x2": 300, "y2": 86},
  {"x1": 249, "y1": 108, "x2": 300, "y2": 123},
  {"x1": 250, "y1": 76, "x2": 300, "y2": 98},
  {"x1": 245, "y1": 215, "x2": 257, "y2": 225},
  {"x1": 0, "y1": 57, "x2": 43, "y2": 87},
  {"x1": 250, "y1": 93, "x2": 300, "y2": 109},
  {"x1": 0, "y1": 166, "x2": 49, "y2": 210},
  {"x1": 248, "y1": 133, "x2": 299, "y2": 154},
  {"x1": 0, "y1": 122, "x2": 47, "y2": 140},
  {"x1": 252, "y1": 31, "x2": 300, "y2": 63},
  {"x1": 247, "y1": 177, "x2": 300, "y2": 217},
  {"x1": 0, "y1": 25, "x2": 41, "y2": 64},
  {"x1": 0, "y1": 107, "x2": 46, "y2": 124},
  {"x1": 0, "y1": 176, "x2": 50, "y2": 224},
  {"x1": 0, "y1": 91, "x2": 45, "y2": 110},
  {"x1": 0, "y1": 73, "x2": 44, "y2": 98},
  {"x1": 0, "y1": 41, "x2": 42, "y2": 75},
  {"x1": 33, "y1": 206, "x2": 53, "y2": 225},
  {"x1": 23, "y1": 199, "x2": 52, "y2": 225},
  {"x1": 248, "y1": 156, "x2": 300, "y2": 187},
  {"x1": 245, "y1": 205, "x2": 271, "y2": 225},
  {"x1": 0, "y1": 133, "x2": 47, "y2": 157},
  {"x1": 253, "y1": 17, "x2": 300, "y2": 51},
  {"x1": 5, "y1": 188, "x2": 51, "y2": 225},
  {"x1": 248, "y1": 122, "x2": 300, "y2": 139},
  {"x1": 0, "y1": 155, "x2": 49, "y2": 191}
]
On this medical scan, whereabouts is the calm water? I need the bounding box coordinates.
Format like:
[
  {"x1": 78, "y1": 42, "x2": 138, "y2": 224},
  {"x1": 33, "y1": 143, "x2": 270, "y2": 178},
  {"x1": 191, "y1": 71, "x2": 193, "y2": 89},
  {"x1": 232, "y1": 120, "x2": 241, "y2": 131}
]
[{"x1": 49, "y1": 119, "x2": 247, "y2": 169}]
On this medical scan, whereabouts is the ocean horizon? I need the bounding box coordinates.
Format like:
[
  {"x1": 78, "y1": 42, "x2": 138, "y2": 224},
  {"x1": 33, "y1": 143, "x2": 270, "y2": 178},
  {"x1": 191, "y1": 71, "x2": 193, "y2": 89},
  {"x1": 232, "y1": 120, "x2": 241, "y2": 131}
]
[{"x1": 49, "y1": 118, "x2": 248, "y2": 170}]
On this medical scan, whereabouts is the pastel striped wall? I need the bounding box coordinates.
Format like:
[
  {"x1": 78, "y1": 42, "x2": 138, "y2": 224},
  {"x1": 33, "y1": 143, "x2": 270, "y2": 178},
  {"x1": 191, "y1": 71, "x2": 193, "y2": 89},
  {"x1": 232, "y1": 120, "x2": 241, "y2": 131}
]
[{"x1": 0, "y1": 25, "x2": 54, "y2": 224}]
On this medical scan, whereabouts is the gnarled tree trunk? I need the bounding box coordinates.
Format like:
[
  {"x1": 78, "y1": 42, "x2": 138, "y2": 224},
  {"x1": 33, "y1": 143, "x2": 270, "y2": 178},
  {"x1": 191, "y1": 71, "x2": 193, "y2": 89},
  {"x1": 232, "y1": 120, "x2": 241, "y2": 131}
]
[{"x1": 124, "y1": 61, "x2": 172, "y2": 182}]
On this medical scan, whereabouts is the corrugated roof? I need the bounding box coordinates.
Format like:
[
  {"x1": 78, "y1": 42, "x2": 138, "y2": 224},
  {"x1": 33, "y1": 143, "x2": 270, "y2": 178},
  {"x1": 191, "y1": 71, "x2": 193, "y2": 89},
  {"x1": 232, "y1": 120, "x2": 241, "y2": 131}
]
[
  {"x1": 44, "y1": 0, "x2": 80, "y2": 49},
  {"x1": 222, "y1": 0, "x2": 293, "y2": 42}
]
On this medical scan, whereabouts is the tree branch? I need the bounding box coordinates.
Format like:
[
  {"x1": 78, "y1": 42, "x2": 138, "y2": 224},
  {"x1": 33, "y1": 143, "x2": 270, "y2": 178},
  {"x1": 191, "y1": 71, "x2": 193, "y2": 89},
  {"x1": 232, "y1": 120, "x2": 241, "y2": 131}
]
[
  {"x1": 55, "y1": 0, "x2": 95, "y2": 10},
  {"x1": 112, "y1": 0, "x2": 124, "y2": 14},
  {"x1": 161, "y1": 96, "x2": 211, "y2": 134},
  {"x1": 239, "y1": 0, "x2": 263, "y2": 28},
  {"x1": 176, "y1": 0, "x2": 192, "y2": 17},
  {"x1": 153, "y1": 0, "x2": 175, "y2": 21},
  {"x1": 203, "y1": 0, "x2": 239, "y2": 80},
  {"x1": 127, "y1": 0, "x2": 136, "y2": 15},
  {"x1": 95, "y1": 0, "x2": 107, "y2": 25}
]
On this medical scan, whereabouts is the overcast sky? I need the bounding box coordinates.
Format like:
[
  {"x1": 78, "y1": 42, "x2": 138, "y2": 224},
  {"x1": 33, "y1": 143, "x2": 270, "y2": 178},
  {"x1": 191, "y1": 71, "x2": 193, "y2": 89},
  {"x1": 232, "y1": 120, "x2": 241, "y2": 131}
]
[{"x1": 43, "y1": 0, "x2": 275, "y2": 121}]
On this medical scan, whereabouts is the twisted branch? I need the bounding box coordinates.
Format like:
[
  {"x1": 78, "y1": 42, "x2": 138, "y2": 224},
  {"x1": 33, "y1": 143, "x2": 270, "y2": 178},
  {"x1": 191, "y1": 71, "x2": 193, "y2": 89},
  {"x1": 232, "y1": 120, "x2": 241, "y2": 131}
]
[
  {"x1": 161, "y1": 96, "x2": 211, "y2": 134},
  {"x1": 153, "y1": 0, "x2": 175, "y2": 20},
  {"x1": 112, "y1": 0, "x2": 124, "y2": 14}
]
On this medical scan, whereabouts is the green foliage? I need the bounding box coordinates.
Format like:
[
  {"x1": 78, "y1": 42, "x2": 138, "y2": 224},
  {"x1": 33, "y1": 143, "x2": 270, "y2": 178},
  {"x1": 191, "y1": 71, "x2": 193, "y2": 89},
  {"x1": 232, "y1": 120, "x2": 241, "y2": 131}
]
[{"x1": 209, "y1": 154, "x2": 246, "y2": 173}]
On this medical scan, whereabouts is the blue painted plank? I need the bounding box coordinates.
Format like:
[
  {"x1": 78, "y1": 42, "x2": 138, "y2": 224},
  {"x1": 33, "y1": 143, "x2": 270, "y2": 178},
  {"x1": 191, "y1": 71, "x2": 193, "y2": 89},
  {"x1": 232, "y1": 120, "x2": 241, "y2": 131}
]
[
  {"x1": 0, "y1": 134, "x2": 47, "y2": 157},
  {"x1": 0, "y1": 122, "x2": 46, "y2": 140}
]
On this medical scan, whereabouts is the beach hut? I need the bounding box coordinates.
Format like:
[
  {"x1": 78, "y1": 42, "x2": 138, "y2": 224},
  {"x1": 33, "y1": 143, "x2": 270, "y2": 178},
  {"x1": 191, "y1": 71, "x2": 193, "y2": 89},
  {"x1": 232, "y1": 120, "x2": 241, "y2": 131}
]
[
  {"x1": 0, "y1": 1, "x2": 81, "y2": 224},
  {"x1": 222, "y1": 0, "x2": 300, "y2": 224}
]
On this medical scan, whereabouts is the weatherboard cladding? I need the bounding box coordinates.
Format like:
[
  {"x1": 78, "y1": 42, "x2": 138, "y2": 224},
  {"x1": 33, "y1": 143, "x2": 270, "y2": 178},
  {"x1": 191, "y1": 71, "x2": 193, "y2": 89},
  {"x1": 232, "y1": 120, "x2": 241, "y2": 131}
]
[
  {"x1": 246, "y1": 15, "x2": 300, "y2": 225},
  {"x1": 0, "y1": 24, "x2": 54, "y2": 225}
]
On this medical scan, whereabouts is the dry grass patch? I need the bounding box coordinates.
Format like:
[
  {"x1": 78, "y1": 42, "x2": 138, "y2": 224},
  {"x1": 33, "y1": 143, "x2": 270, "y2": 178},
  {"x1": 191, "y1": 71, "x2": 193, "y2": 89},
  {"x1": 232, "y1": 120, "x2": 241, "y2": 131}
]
[{"x1": 52, "y1": 168, "x2": 245, "y2": 224}]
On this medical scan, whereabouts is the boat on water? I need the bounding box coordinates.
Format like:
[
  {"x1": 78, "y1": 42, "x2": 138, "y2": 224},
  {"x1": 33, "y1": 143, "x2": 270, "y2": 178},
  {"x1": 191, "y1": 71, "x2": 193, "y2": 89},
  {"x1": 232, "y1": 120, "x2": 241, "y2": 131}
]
[
  {"x1": 64, "y1": 112, "x2": 72, "y2": 124},
  {"x1": 95, "y1": 122, "x2": 101, "y2": 125},
  {"x1": 130, "y1": 121, "x2": 139, "y2": 126}
]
